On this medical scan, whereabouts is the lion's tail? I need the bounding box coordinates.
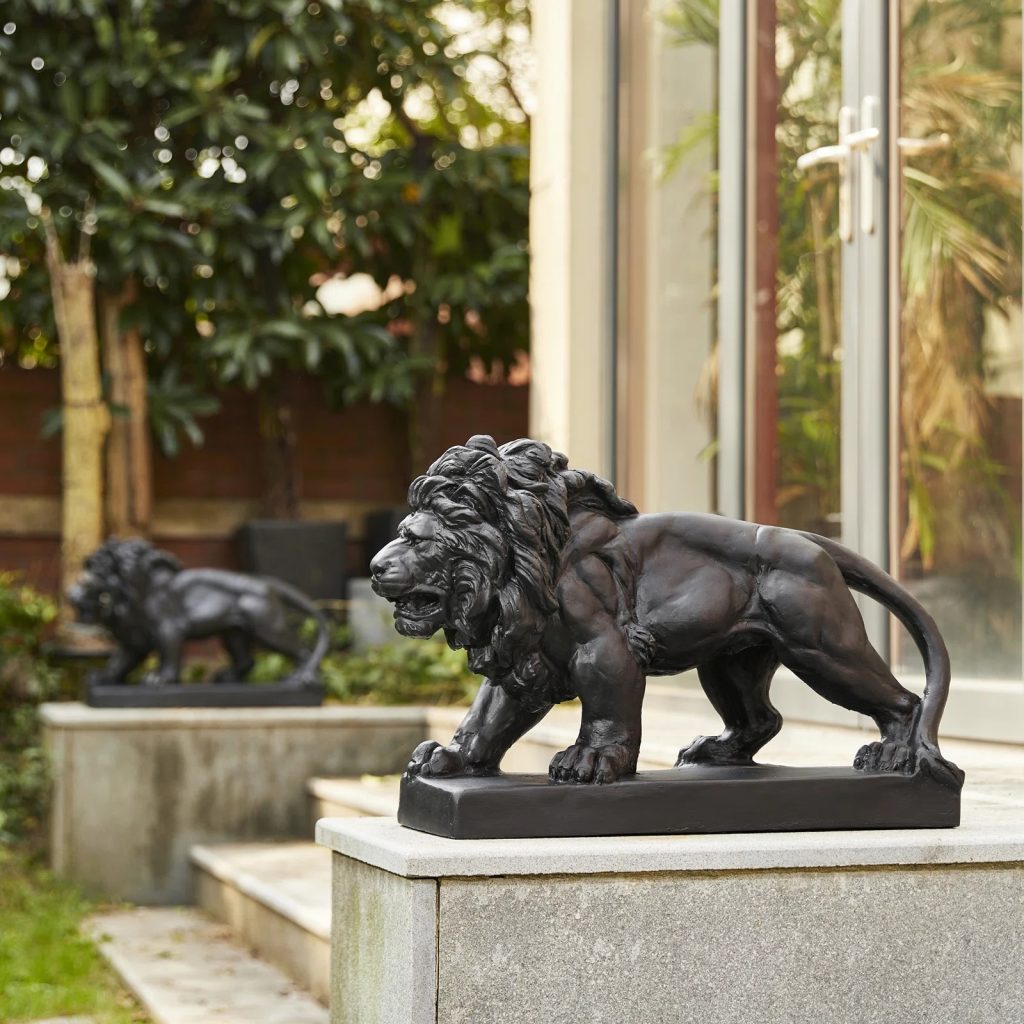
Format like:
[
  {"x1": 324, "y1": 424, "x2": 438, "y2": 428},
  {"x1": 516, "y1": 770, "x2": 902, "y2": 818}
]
[
  {"x1": 798, "y1": 532, "x2": 951, "y2": 750},
  {"x1": 264, "y1": 578, "x2": 331, "y2": 688}
]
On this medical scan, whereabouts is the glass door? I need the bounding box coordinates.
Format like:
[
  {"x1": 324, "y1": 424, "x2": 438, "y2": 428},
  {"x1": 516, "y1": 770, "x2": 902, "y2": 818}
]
[
  {"x1": 892, "y1": 2, "x2": 1023, "y2": 680},
  {"x1": 743, "y1": 0, "x2": 1023, "y2": 676},
  {"x1": 746, "y1": 2, "x2": 845, "y2": 541},
  {"x1": 746, "y1": 0, "x2": 890, "y2": 646}
]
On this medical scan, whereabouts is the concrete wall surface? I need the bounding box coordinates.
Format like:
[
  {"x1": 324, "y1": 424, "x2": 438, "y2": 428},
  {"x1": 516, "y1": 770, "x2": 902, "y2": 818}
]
[
  {"x1": 42, "y1": 703, "x2": 428, "y2": 904},
  {"x1": 320, "y1": 816, "x2": 1024, "y2": 1024},
  {"x1": 431, "y1": 864, "x2": 1022, "y2": 1024}
]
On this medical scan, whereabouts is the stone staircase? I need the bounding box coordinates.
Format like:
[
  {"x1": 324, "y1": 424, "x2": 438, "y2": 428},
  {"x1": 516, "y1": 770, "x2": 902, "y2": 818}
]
[
  {"x1": 86, "y1": 692, "x2": 899, "y2": 1022},
  {"x1": 191, "y1": 841, "x2": 332, "y2": 1003}
]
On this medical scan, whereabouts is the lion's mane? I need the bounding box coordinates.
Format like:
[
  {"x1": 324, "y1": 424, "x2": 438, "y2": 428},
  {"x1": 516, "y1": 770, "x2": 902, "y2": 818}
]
[
  {"x1": 408, "y1": 435, "x2": 637, "y2": 710},
  {"x1": 79, "y1": 538, "x2": 183, "y2": 638}
]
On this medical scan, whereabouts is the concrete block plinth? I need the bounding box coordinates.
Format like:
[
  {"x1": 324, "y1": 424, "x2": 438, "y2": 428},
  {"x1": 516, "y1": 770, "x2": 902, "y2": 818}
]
[
  {"x1": 317, "y1": 807, "x2": 1024, "y2": 1024},
  {"x1": 42, "y1": 702, "x2": 429, "y2": 904}
]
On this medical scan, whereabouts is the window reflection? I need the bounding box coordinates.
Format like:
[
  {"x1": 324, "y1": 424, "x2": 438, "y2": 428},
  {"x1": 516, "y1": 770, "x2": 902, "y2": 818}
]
[
  {"x1": 895, "y1": 2, "x2": 1023, "y2": 679},
  {"x1": 751, "y1": 2, "x2": 843, "y2": 536}
]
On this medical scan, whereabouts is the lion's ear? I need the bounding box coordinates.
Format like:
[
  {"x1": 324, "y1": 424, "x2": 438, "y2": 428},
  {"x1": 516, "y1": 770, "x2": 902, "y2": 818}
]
[
  {"x1": 148, "y1": 552, "x2": 183, "y2": 577},
  {"x1": 466, "y1": 435, "x2": 499, "y2": 454},
  {"x1": 121, "y1": 545, "x2": 181, "y2": 599}
]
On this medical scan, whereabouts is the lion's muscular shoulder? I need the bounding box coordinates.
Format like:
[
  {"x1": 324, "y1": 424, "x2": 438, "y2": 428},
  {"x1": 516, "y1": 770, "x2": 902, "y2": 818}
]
[{"x1": 554, "y1": 552, "x2": 621, "y2": 637}]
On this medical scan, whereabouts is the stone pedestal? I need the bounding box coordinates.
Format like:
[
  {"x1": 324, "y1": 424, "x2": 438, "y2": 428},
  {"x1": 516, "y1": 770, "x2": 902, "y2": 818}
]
[
  {"x1": 317, "y1": 808, "x2": 1024, "y2": 1024},
  {"x1": 42, "y1": 702, "x2": 429, "y2": 904}
]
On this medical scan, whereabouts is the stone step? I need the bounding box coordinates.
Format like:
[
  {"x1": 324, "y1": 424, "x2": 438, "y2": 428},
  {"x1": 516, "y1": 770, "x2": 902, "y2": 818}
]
[
  {"x1": 85, "y1": 907, "x2": 328, "y2": 1024},
  {"x1": 308, "y1": 774, "x2": 401, "y2": 821},
  {"x1": 191, "y1": 841, "x2": 331, "y2": 1004}
]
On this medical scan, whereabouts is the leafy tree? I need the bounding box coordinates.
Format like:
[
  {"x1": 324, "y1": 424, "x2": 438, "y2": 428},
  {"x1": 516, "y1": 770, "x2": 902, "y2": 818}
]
[{"x1": 0, "y1": 0, "x2": 530, "y2": 549}]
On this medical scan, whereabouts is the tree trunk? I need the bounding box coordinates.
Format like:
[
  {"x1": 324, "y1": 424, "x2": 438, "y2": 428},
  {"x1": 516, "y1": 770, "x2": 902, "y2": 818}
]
[
  {"x1": 258, "y1": 390, "x2": 301, "y2": 519},
  {"x1": 101, "y1": 280, "x2": 152, "y2": 536},
  {"x1": 408, "y1": 360, "x2": 444, "y2": 475},
  {"x1": 44, "y1": 220, "x2": 108, "y2": 614},
  {"x1": 408, "y1": 292, "x2": 443, "y2": 474}
]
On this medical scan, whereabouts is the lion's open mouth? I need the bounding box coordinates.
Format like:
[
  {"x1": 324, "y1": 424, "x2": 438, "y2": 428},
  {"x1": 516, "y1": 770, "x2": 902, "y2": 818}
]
[{"x1": 393, "y1": 590, "x2": 444, "y2": 621}]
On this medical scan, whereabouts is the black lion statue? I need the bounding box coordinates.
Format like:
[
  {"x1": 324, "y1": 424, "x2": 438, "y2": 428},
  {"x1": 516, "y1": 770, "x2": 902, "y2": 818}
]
[
  {"x1": 69, "y1": 538, "x2": 328, "y2": 688},
  {"x1": 370, "y1": 435, "x2": 963, "y2": 789}
]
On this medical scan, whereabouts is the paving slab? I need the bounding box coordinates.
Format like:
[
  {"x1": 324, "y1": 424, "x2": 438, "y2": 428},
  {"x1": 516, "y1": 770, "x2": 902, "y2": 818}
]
[
  {"x1": 308, "y1": 775, "x2": 401, "y2": 820},
  {"x1": 85, "y1": 907, "x2": 327, "y2": 1024}
]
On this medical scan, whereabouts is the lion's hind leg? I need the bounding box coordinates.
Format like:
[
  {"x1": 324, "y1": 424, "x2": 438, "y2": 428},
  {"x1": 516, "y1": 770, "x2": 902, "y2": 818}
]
[
  {"x1": 758, "y1": 547, "x2": 923, "y2": 775},
  {"x1": 250, "y1": 623, "x2": 310, "y2": 685},
  {"x1": 215, "y1": 628, "x2": 255, "y2": 682},
  {"x1": 676, "y1": 646, "x2": 782, "y2": 767},
  {"x1": 787, "y1": 646, "x2": 920, "y2": 774}
]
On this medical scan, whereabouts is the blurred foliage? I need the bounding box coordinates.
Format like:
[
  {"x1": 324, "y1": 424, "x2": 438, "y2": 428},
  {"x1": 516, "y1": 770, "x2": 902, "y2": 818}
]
[
  {"x1": 251, "y1": 632, "x2": 476, "y2": 705},
  {"x1": 321, "y1": 636, "x2": 477, "y2": 705},
  {"x1": 0, "y1": 0, "x2": 530, "y2": 453},
  {"x1": 0, "y1": 574, "x2": 61, "y2": 848},
  {"x1": 897, "y1": 1, "x2": 1022, "y2": 573},
  {"x1": 146, "y1": 364, "x2": 222, "y2": 457}
]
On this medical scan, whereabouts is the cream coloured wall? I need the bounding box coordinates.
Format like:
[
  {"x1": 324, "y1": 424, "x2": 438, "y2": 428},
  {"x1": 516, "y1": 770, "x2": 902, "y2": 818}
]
[
  {"x1": 633, "y1": 0, "x2": 715, "y2": 513},
  {"x1": 529, "y1": 0, "x2": 716, "y2": 509},
  {"x1": 528, "y1": 0, "x2": 615, "y2": 478}
]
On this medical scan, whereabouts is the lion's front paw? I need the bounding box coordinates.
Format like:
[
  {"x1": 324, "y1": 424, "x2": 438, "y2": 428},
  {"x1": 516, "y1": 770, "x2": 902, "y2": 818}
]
[
  {"x1": 549, "y1": 743, "x2": 635, "y2": 785},
  {"x1": 853, "y1": 740, "x2": 914, "y2": 774},
  {"x1": 405, "y1": 740, "x2": 467, "y2": 778}
]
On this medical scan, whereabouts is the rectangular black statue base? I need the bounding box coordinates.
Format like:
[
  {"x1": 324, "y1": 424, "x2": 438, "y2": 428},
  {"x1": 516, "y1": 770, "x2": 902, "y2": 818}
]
[
  {"x1": 86, "y1": 682, "x2": 325, "y2": 709},
  {"x1": 398, "y1": 766, "x2": 960, "y2": 839}
]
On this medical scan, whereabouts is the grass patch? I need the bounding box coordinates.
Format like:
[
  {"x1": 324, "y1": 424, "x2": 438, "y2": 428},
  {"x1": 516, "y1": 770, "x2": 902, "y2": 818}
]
[{"x1": 0, "y1": 849, "x2": 147, "y2": 1023}]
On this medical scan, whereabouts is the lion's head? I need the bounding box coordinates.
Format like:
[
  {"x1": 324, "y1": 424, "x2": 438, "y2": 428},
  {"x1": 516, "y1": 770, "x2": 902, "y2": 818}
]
[
  {"x1": 370, "y1": 435, "x2": 636, "y2": 708},
  {"x1": 68, "y1": 538, "x2": 182, "y2": 637}
]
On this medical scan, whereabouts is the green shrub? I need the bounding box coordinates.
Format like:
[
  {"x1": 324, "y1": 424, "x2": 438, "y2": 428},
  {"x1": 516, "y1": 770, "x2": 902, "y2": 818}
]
[
  {"x1": 322, "y1": 638, "x2": 478, "y2": 707},
  {"x1": 0, "y1": 574, "x2": 61, "y2": 848},
  {"x1": 250, "y1": 633, "x2": 478, "y2": 706}
]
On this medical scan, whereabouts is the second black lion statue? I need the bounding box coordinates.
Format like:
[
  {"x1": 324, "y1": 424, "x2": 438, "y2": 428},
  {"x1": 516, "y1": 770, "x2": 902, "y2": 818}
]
[
  {"x1": 69, "y1": 538, "x2": 328, "y2": 688},
  {"x1": 370, "y1": 435, "x2": 964, "y2": 790}
]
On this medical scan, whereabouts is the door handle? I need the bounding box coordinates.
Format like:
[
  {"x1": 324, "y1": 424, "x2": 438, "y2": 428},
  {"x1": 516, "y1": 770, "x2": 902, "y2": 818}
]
[
  {"x1": 797, "y1": 98, "x2": 881, "y2": 242},
  {"x1": 896, "y1": 132, "x2": 951, "y2": 155},
  {"x1": 797, "y1": 106, "x2": 856, "y2": 242}
]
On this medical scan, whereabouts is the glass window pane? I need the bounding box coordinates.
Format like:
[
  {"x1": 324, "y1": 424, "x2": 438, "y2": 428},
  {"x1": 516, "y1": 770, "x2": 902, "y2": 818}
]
[
  {"x1": 895, "y1": 2, "x2": 1023, "y2": 680},
  {"x1": 750, "y1": 3, "x2": 844, "y2": 537},
  {"x1": 614, "y1": 1, "x2": 719, "y2": 513}
]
